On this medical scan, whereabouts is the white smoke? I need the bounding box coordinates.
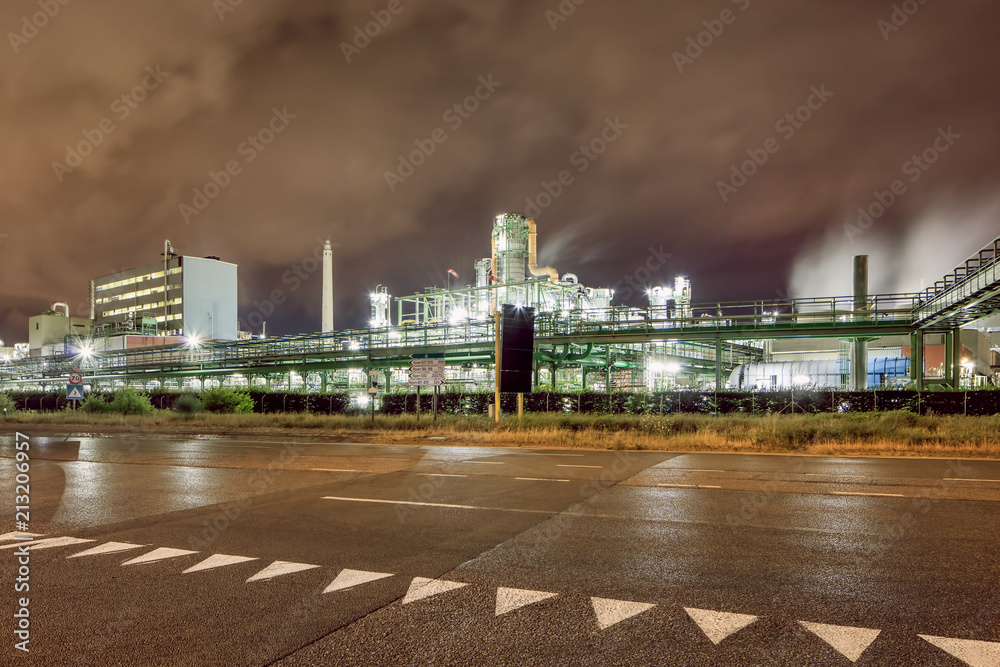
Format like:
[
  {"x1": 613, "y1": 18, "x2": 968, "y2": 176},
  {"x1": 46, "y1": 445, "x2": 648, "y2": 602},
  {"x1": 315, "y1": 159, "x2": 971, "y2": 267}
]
[{"x1": 789, "y1": 197, "x2": 1000, "y2": 300}]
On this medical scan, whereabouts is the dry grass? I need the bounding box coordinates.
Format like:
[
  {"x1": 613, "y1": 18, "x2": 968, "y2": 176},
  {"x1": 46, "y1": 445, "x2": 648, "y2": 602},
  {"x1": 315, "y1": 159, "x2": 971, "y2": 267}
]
[{"x1": 3, "y1": 411, "x2": 1000, "y2": 458}]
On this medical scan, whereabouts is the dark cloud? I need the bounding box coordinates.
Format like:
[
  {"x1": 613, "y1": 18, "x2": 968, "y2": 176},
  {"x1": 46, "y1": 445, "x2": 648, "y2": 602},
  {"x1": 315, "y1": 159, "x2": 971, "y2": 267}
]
[{"x1": 0, "y1": 0, "x2": 997, "y2": 341}]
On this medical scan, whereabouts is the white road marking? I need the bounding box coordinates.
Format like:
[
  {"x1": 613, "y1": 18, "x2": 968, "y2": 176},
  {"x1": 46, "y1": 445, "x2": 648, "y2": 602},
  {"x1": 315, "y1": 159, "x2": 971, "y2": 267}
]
[
  {"x1": 591, "y1": 597, "x2": 656, "y2": 630},
  {"x1": 495, "y1": 587, "x2": 558, "y2": 616},
  {"x1": 402, "y1": 577, "x2": 468, "y2": 605},
  {"x1": 684, "y1": 608, "x2": 759, "y2": 645},
  {"x1": 122, "y1": 547, "x2": 198, "y2": 566},
  {"x1": 520, "y1": 453, "x2": 585, "y2": 457},
  {"x1": 322, "y1": 497, "x2": 552, "y2": 515},
  {"x1": 323, "y1": 568, "x2": 394, "y2": 594},
  {"x1": 68, "y1": 542, "x2": 146, "y2": 558},
  {"x1": 803, "y1": 473, "x2": 868, "y2": 478},
  {"x1": 0, "y1": 532, "x2": 43, "y2": 542},
  {"x1": 919, "y1": 634, "x2": 1000, "y2": 667},
  {"x1": 557, "y1": 464, "x2": 602, "y2": 469},
  {"x1": 515, "y1": 477, "x2": 571, "y2": 482},
  {"x1": 800, "y1": 621, "x2": 881, "y2": 662},
  {"x1": 0, "y1": 536, "x2": 94, "y2": 551},
  {"x1": 183, "y1": 554, "x2": 258, "y2": 574},
  {"x1": 667, "y1": 469, "x2": 728, "y2": 473},
  {"x1": 944, "y1": 478, "x2": 1000, "y2": 483},
  {"x1": 311, "y1": 468, "x2": 363, "y2": 473},
  {"x1": 831, "y1": 492, "x2": 905, "y2": 498},
  {"x1": 460, "y1": 461, "x2": 505, "y2": 465},
  {"x1": 658, "y1": 484, "x2": 723, "y2": 489},
  {"x1": 418, "y1": 473, "x2": 468, "y2": 478},
  {"x1": 246, "y1": 561, "x2": 321, "y2": 583}
]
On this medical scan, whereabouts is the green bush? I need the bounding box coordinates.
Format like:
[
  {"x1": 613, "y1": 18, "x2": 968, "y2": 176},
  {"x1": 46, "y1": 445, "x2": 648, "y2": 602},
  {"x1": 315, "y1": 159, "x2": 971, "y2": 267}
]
[
  {"x1": 0, "y1": 393, "x2": 14, "y2": 414},
  {"x1": 80, "y1": 393, "x2": 112, "y2": 414},
  {"x1": 202, "y1": 387, "x2": 254, "y2": 414},
  {"x1": 173, "y1": 393, "x2": 204, "y2": 419},
  {"x1": 109, "y1": 388, "x2": 154, "y2": 415}
]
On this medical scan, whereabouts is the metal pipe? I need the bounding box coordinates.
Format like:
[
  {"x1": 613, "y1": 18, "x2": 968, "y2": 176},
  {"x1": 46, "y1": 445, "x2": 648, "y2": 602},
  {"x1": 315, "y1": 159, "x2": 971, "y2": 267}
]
[
  {"x1": 51, "y1": 302, "x2": 70, "y2": 317},
  {"x1": 525, "y1": 218, "x2": 559, "y2": 284}
]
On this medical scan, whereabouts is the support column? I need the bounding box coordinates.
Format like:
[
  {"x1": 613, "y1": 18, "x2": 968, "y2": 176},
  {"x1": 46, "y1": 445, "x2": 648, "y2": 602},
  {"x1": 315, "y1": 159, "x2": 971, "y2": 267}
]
[
  {"x1": 951, "y1": 327, "x2": 963, "y2": 389},
  {"x1": 852, "y1": 255, "x2": 869, "y2": 391},
  {"x1": 911, "y1": 331, "x2": 924, "y2": 391},
  {"x1": 715, "y1": 338, "x2": 724, "y2": 391},
  {"x1": 944, "y1": 331, "x2": 954, "y2": 386}
]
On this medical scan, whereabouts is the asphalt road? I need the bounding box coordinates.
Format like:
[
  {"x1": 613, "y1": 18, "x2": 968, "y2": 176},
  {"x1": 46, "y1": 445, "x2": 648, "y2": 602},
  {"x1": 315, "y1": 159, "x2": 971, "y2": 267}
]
[{"x1": 0, "y1": 431, "x2": 998, "y2": 666}]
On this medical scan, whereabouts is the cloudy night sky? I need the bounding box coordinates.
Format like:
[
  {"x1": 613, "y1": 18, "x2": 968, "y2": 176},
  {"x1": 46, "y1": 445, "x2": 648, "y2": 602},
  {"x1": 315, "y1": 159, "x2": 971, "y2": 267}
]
[{"x1": 0, "y1": 0, "x2": 998, "y2": 342}]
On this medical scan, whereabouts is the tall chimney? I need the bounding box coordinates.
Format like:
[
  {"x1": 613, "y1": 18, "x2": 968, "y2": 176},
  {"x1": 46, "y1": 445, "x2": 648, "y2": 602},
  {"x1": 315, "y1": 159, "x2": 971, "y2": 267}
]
[
  {"x1": 322, "y1": 240, "x2": 334, "y2": 333},
  {"x1": 852, "y1": 255, "x2": 869, "y2": 391}
]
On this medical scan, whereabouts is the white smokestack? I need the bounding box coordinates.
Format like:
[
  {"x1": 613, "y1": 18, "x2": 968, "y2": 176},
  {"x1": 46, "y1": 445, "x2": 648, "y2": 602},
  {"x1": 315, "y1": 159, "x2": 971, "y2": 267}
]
[{"x1": 322, "y1": 239, "x2": 334, "y2": 333}]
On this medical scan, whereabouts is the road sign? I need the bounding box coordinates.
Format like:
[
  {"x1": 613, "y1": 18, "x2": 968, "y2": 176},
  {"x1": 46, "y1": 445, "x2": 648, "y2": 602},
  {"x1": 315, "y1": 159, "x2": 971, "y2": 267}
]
[
  {"x1": 409, "y1": 354, "x2": 445, "y2": 388},
  {"x1": 410, "y1": 353, "x2": 445, "y2": 359},
  {"x1": 367, "y1": 387, "x2": 378, "y2": 394},
  {"x1": 68, "y1": 372, "x2": 83, "y2": 385},
  {"x1": 66, "y1": 385, "x2": 84, "y2": 400}
]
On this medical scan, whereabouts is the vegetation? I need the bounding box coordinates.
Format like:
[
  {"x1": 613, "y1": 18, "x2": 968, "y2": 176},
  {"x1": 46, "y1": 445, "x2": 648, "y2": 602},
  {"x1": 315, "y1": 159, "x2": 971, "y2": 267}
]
[
  {"x1": 201, "y1": 387, "x2": 254, "y2": 414},
  {"x1": 0, "y1": 393, "x2": 14, "y2": 414},
  {"x1": 172, "y1": 394, "x2": 204, "y2": 419}
]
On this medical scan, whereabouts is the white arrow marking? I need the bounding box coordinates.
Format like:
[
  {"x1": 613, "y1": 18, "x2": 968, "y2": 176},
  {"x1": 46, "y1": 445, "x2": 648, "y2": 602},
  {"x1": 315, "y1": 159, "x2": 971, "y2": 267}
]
[
  {"x1": 591, "y1": 597, "x2": 656, "y2": 630},
  {"x1": 323, "y1": 569, "x2": 394, "y2": 594},
  {"x1": 684, "y1": 608, "x2": 759, "y2": 645},
  {"x1": 0, "y1": 537, "x2": 94, "y2": 551},
  {"x1": 246, "y1": 561, "x2": 321, "y2": 583},
  {"x1": 800, "y1": 621, "x2": 881, "y2": 662},
  {"x1": 495, "y1": 587, "x2": 558, "y2": 616},
  {"x1": 919, "y1": 635, "x2": 1000, "y2": 667},
  {"x1": 121, "y1": 547, "x2": 198, "y2": 566},
  {"x1": 68, "y1": 542, "x2": 146, "y2": 558},
  {"x1": 401, "y1": 577, "x2": 468, "y2": 605},
  {"x1": 0, "y1": 532, "x2": 44, "y2": 542},
  {"x1": 182, "y1": 554, "x2": 258, "y2": 574}
]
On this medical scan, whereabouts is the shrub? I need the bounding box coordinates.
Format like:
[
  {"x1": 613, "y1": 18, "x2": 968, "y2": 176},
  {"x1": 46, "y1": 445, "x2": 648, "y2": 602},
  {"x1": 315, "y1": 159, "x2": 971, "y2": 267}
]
[
  {"x1": 173, "y1": 393, "x2": 204, "y2": 419},
  {"x1": 0, "y1": 393, "x2": 14, "y2": 414},
  {"x1": 110, "y1": 388, "x2": 154, "y2": 415},
  {"x1": 202, "y1": 387, "x2": 254, "y2": 414},
  {"x1": 80, "y1": 393, "x2": 112, "y2": 414}
]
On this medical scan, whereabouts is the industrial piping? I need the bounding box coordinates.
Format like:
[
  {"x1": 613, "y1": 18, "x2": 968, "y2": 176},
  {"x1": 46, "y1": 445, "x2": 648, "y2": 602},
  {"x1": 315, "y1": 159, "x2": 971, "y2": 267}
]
[{"x1": 525, "y1": 218, "x2": 559, "y2": 284}]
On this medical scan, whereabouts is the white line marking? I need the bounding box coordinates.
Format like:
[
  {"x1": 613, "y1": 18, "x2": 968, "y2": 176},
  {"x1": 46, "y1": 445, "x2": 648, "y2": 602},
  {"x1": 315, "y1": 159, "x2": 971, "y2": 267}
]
[
  {"x1": 667, "y1": 468, "x2": 728, "y2": 473},
  {"x1": 68, "y1": 542, "x2": 146, "y2": 558},
  {"x1": 496, "y1": 587, "x2": 558, "y2": 616},
  {"x1": 944, "y1": 478, "x2": 1000, "y2": 483},
  {"x1": 919, "y1": 634, "x2": 1000, "y2": 667},
  {"x1": 557, "y1": 464, "x2": 602, "y2": 469},
  {"x1": 520, "y1": 453, "x2": 585, "y2": 457},
  {"x1": 832, "y1": 490, "x2": 904, "y2": 498},
  {"x1": 460, "y1": 461, "x2": 504, "y2": 465},
  {"x1": 311, "y1": 468, "x2": 363, "y2": 473},
  {"x1": 658, "y1": 484, "x2": 722, "y2": 489},
  {"x1": 0, "y1": 532, "x2": 44, "y2": 542},
  {"x1": 323, "y1": 568, "x2": 394, "y2": 594},
  {"x1": 0, "y1": 537, "x2": 94, "y2": 551},
  {"x1": 402, "y1": 577, "x2": 468, "y2": 604},
  {"x1": 418, "y1": 473, "x2": 468, "y2": 478},
  {"x1": 800, "y1": 621, "x2": 881, "y2": 662},
  {"x1": 515, "y1": 477, "x2": 571, "y2": 482},
  {"x1": 122, "y1": 547, "x2": 198, "y2": 566},
  {"x1": 685, "y1": 608, "x2": 759, "y2": 645},
  {"x1": 591, "y1": 597, "x2": 656, "y2": 630},
  {"x1": 246, "y1": 561, "x2": 321, "y2": 583},
  {"x1": 183, "y1": 554, "x2": 258, "y2": 574},
  {"x1": 322, "y1": 496, "x2": 552, "y2": 514}
]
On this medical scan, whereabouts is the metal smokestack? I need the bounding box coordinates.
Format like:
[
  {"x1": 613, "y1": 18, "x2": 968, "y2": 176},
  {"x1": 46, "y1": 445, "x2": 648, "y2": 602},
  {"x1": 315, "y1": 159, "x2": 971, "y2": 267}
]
[
  {"x1": 852, "y1": 255, "x2": 869, "y2": 391},
  {"x1": 322, "y1": 240, "x2": 334, "y2": 333}
]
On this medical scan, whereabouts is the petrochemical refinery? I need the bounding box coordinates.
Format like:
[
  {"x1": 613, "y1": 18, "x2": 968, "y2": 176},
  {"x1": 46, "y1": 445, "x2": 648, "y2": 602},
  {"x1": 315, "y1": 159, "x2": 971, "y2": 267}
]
[{"x1": 1, "y1": 213, "x2": 999, "y2": 402}]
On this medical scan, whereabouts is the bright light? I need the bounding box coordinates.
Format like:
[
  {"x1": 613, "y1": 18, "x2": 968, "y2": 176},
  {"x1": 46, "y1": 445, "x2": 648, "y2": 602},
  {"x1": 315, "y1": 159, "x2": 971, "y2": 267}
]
[
  {"x1": 353, "y1": 393, "x2": 370, "y2": 408},
  {"x1": 664, "y1": 362, "x2": 682, "y2": 374},
  {"x1": 388, "y1": 329, "x2": 401, "y2": 340},
  {"x1": 78, "y1": 344, "x2": 94, "y2": 359},
  {"x1": 348, "y1": 340, "x2": 361, "y2": 351},
  {"x1": 449, "y1": 307, "x2": 469, "y2": 324},
  {"x1": 961, "y1": 359, "x2": 975, "y2": 369},
  {"x1": 648, "y1": 361, "x2": 666, "y2": 373},
  {"x1": 793, "y1": 375, "x2": 812, "y2": 386},
  {"x1": 184, "y1": 335, "x2": 201, "y2": 348}
]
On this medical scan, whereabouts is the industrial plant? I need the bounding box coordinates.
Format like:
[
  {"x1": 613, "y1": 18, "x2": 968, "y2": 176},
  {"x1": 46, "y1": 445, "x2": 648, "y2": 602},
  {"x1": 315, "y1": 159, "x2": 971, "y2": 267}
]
[{"x1": 1, "y1": 213, "x2": 998, "y2": 402}]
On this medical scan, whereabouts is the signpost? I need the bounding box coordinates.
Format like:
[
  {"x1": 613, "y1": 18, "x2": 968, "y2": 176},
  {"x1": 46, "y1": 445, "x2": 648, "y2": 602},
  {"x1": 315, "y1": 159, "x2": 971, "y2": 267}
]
[
  {"x1": 67, "y1": 368, "x2": 84, "y2": 409},
  {"x1": 409, "y1": 354, "x2": 445, "y2": 421},
  {"x1": 368, "y1": 370, "x2": 379, "y2": 424}
]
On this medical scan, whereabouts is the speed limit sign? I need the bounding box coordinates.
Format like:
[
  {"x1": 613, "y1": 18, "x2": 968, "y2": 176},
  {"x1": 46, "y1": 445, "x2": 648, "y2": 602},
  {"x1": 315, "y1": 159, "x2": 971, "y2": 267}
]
[{"x1": 69, "y1": 372, "x2": 83, "y2": 385}]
